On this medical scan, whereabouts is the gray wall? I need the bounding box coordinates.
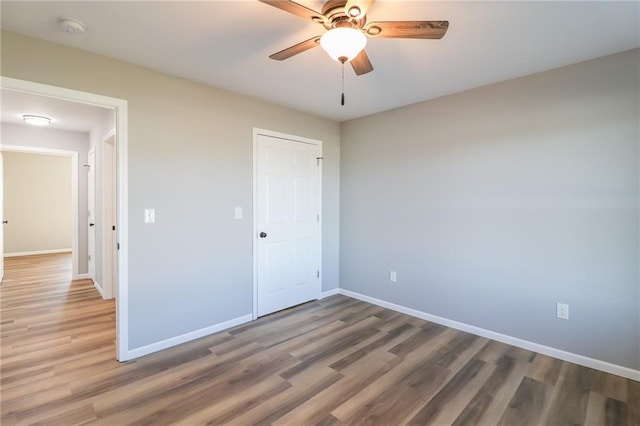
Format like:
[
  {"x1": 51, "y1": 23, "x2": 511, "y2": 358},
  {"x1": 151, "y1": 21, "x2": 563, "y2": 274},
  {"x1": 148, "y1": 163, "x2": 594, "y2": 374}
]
[
  {"x1": 1, "y1": 123, "x2": 90, "y2": 274},
  {"x1": 1, "y1": 30, "x2": 340, "y2": 350},
  {"x1": 340, "y1": 49, "x2": 639, "y2": 370}
]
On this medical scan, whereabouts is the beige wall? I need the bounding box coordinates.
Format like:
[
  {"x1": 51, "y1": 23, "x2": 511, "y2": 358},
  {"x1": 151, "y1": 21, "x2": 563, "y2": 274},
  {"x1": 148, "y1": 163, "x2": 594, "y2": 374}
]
[
  {"x1": 3, "y1": 151, "x2": 72, "y2": 255},
  {"x1": 2, "y1": 124, "x2": 91, "y2": 273},
  {"x1": 1, "y1": 30, "x2": 341, "y2": 350}
]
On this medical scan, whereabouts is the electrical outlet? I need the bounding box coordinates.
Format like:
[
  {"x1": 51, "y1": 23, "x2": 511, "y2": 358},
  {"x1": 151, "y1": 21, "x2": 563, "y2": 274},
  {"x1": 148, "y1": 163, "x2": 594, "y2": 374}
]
[
  {"x1": 556, "y1": 302, "x2": 569, "y2": 320},
  {"x1": 389, "y1": 270, "x2": 397, "y2": 283}
]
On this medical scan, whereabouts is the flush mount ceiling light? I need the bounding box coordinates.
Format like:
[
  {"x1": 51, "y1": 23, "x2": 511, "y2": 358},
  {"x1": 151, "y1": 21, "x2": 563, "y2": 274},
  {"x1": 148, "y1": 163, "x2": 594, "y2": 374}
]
[
  {"x1": 320, "y1": 27, "x2": 367, "y2": 63},
  {"x1": 59, "y1": 18, "x2": 86, "y2": 34},
  {"x1": 22, "y1": 115, "x2": 52, "y2": 126}
]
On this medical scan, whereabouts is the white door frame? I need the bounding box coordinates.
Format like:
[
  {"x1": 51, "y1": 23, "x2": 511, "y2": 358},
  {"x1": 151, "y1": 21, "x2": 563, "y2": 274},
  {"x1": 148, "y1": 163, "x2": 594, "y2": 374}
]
[
  {"x1": 252, "y1": 127, "x2": 323, "y2": 320},
  {"x1": 1, "y1": 145, "x2": 79, "y2": 277},
  {"x1": 1, "y1": 77, "x2": 130, "y2": 361}
]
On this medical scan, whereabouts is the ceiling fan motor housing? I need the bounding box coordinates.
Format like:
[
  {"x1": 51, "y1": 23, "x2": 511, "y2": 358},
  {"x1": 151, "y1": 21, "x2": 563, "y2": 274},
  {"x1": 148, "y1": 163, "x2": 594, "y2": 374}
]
[{"x1": 322, "y1": 0, "x2": 366, "y2": 30}]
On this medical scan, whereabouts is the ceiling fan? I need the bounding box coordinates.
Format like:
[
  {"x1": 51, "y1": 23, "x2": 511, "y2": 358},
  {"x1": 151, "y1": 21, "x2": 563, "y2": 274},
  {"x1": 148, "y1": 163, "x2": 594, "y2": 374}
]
[{"x1": 259, "y1": 0, "x2": 449, "y2": 76}]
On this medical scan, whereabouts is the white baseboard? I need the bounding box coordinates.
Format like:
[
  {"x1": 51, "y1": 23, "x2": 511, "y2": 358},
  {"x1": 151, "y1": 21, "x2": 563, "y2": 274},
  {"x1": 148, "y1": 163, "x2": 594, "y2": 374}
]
[
  {"x1": 319, "y1": 288, "x2": 340, "y2": 299},
  {"x1": 5, "y1": 248, "x2": 72, "y2": 257},
  {"x1": 74, "y1": 273, "x2": 91, "y2": 280},
  {"x1": 126, "y1": 314, "x2": 253, "y2": 360},
  {"x1": 339, "y1": 289, "x2": 640, "y2": 382},
  {"x1": 93, "y1": 280, "x2": 106, "y2": 299}
]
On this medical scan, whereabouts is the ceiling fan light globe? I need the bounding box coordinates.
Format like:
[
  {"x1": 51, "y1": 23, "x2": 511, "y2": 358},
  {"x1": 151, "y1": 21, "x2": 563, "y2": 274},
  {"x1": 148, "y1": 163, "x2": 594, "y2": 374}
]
[{"x1": 320, "y1": 28, "x2": 367, "y2": 63}]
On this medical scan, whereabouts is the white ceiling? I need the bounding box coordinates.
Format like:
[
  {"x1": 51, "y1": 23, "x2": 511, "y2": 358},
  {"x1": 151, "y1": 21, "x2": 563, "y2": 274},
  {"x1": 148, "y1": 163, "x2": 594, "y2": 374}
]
[
  {"x1": 1, "y1": 88, "x2": 112, "y2": 133},
  {"x1": 1, "y1": 1, "x2": 638, "y2": 122}
]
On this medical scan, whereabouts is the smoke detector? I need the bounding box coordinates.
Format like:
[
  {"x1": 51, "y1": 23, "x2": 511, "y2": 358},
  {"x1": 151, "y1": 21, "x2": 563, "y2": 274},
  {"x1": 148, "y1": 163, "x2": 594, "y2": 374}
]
[{"x1": 60, "y1": 18, "x2": 86, "y2": 34}]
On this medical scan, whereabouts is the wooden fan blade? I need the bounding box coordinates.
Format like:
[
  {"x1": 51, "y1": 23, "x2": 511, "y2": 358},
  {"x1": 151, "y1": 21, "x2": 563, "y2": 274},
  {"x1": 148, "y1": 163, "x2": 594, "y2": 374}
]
[
  {"x1": 258, "y1": 0, "x2": 326, "y2": 24},
  {"x1": 269, "y1": 36, "x2": 321, "y2": 60},
  {"x1": 364, "y1": 21, "x2": 449, "y2": 39},
  {"x1": 344, "y1": 0, "x2": 376, "y2": 19},
  {"x1": 351, "y1": 50, "x2": 374, "y2": 75}
]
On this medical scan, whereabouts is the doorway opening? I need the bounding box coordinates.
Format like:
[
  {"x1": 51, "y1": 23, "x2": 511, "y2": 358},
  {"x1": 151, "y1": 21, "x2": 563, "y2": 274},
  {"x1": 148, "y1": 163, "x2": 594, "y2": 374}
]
[
  {"x1": 1, "y1": 147, "x2": 78, "y2": 279},
  {"x1": 1, "y1": 77, "x2": 129, "y2": 361}
]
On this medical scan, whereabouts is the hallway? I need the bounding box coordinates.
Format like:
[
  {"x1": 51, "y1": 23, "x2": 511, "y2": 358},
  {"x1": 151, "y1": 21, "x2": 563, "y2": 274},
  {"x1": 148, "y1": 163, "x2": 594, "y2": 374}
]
[{"x1": 1, "y1": 253, "x2": 115, "y2": 424}]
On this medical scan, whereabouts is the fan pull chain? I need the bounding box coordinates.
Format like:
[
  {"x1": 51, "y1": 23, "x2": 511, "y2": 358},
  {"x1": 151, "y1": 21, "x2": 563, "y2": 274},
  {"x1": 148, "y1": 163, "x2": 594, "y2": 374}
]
[{"x1": 341, "y1": 61, "x2": 345, "y2": 106}]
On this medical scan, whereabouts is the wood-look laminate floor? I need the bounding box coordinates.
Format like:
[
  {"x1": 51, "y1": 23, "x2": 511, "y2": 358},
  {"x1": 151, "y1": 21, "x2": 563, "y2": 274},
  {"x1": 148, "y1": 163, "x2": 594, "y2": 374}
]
[{"x1": 1, "y1": 254, "x2": 638, "y2": 425}]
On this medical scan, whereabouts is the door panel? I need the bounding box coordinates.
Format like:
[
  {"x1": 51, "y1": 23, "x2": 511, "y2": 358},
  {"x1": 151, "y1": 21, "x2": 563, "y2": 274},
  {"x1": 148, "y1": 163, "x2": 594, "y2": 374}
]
[
  {"x1": 257, "y1": 134, "x2": 321, "y2": 317},
  {"x1": 267, "y1": 175, "x2": 287, "y2": 225},
  {"x1": 266, "y1": 241, "x2": 288, "y2": 293},
  {"x1": 294, "y1": 238, "x2": 314, "y2": 285},
  {"x1": 294, "y1": 176, "x2": 313, "y2": 223}
]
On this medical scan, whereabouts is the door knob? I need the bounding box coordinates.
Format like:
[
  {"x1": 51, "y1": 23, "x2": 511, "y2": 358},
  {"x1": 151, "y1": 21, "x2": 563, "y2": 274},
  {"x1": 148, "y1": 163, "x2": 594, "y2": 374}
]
[
  {"x1": 2, "y1": 220, "x2": 7, "y2": 224},
  {"x1": 259, "y1": 232, "x2": 267, "y2": 238},
  {"x1": 89, "y1": 223, "x2": 95, "y2": 227}
]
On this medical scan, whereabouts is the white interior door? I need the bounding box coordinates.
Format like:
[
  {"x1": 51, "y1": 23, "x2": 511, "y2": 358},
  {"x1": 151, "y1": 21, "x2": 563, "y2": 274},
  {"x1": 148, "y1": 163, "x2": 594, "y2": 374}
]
[
  {"x1": 87, "y1": 148, "x2": 96, "y2": 282},
  {"x1": 103, "y1": 133, "x2": 116, "y2": 299},
  {"x1": 256, "y1": 133, "x2": 321, "y2": 317},
  {"x1": 1, "y1": 152, "x2": 4, "y2": 283}
]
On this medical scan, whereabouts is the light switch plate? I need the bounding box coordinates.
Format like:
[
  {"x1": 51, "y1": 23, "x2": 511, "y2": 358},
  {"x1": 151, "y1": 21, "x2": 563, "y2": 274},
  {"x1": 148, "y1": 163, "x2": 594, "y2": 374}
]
[
  {"x1": 144, "y1": 208, "x2": 155, "y2": 224},
  {"x1": 556, "y1": 302, "x2": 569, "y2": 320},
  {"x1": 235, "y1": 207, "x2": 242, "y2": 220}
]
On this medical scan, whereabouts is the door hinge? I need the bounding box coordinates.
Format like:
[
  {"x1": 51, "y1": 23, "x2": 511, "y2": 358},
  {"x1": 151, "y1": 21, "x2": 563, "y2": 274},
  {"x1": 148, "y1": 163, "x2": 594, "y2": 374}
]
[
  {"x1": 317, "y1": 214, "x2": 320, "y2": 222},
  {"x1": 316, "y1": 157, "x2": 323, "y2": 166},
  {"x1": 117, "y1": 242, "x2": 120, "y2": 250},
  {"x1": 88, "y1": 255, "x2": 91, "y2": 261},
  {"x1": 112, "y1": 226, "x2": 116, "y2": 231},
  {"x1": 317, "y1": 270, "x2": 320, "y2": 278}
]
